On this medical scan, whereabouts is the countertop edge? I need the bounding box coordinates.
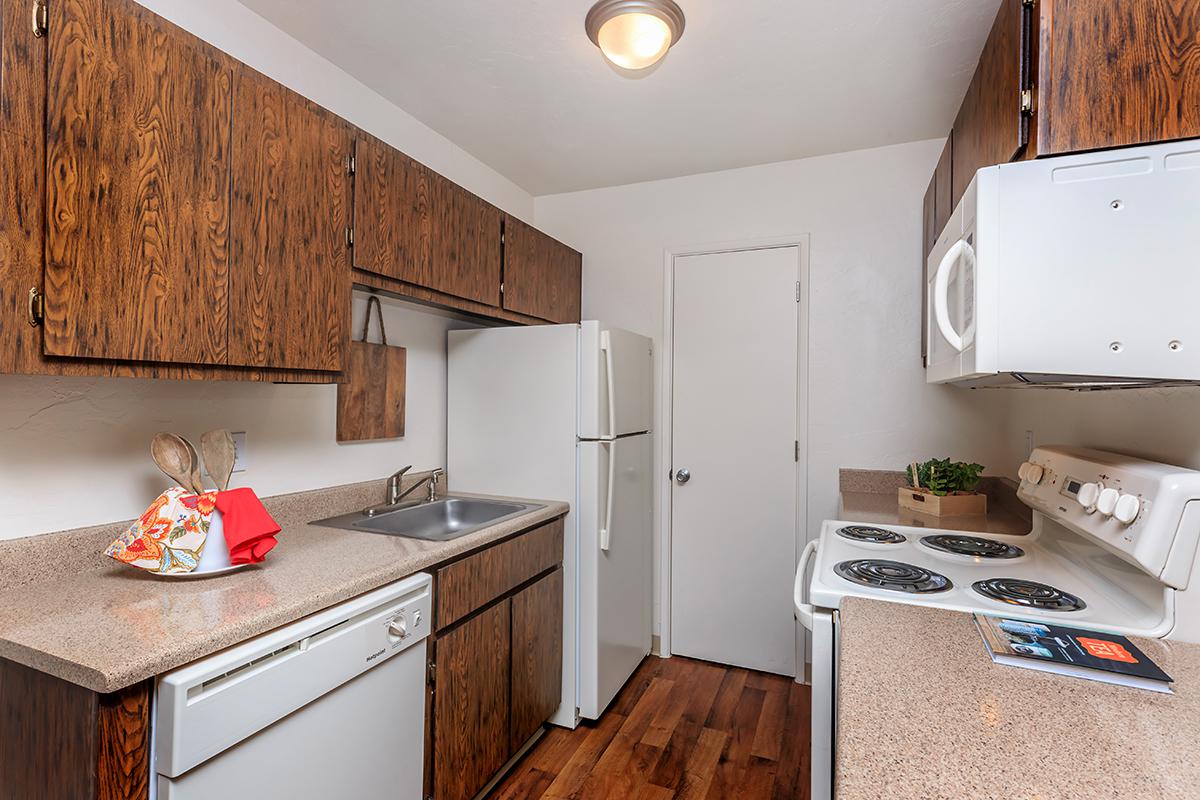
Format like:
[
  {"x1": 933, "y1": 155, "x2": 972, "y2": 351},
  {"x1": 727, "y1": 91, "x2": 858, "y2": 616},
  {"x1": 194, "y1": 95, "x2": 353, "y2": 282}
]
[{"x1": 0, "y1": 499, "x2": 568, "y2": 694}]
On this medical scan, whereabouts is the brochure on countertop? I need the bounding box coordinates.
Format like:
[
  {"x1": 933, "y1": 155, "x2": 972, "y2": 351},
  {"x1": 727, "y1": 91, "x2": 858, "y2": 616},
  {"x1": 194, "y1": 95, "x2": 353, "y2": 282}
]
[{"x1": 974, "y1": 614, "x2": 1173, "y2": 694}]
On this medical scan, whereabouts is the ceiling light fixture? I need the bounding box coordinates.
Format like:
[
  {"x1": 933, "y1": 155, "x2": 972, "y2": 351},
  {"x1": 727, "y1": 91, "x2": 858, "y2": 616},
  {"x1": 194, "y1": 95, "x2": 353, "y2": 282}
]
[{"x1": 585, "y1": 0, "x2": 686, "y2": 71}]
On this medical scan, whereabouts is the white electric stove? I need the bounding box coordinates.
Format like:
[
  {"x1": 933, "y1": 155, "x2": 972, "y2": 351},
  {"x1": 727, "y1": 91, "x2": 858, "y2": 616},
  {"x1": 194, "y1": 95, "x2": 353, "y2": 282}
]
[{"x1": 796, "y1": 445, "x2": 1200, "y2": 800}]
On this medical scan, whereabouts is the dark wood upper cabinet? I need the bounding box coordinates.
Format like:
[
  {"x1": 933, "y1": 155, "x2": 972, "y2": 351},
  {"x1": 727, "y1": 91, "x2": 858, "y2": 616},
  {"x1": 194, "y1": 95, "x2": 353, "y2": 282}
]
[
  {"x1": 428, "y1": 176, "x2": 503, "y2": 306},
  {"x1": 352, "y1": 133, "x2": 432, "y2": 286},
  {"x1": 0, "y1": 0, "x2": 44, "y2": 140},
  {"x1": 950, "y1": 0, "x2": 1030, "y2": 207},
  {"x1": 1037, "y1": 0, "x2": 1200, "y2": 156},
  {"x1": 509, "y1": 567, "x2": 564, "y2": 753},
  {"x1": 433, "y1": 600, "x2": 512, "y2": 800},
  {"x1": 43, "y1": 0, "x2": 233, "y2": 365},
  {"x1": 503, "y1": 215, "x2": 583, "y2": 324},
  {"x1": 228, "y1": 67, "x2": 351, "y2": 372}
]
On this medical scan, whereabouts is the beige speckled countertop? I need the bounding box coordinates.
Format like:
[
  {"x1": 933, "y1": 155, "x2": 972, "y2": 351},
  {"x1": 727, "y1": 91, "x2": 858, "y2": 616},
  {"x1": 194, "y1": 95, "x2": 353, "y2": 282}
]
[
  {"x1": 836, "y1": 597, "x2": 1200, "y2": 800},
  {"x1": 839, "y1": 469, "x2": 1031, "y2": 535},
  {"x1": 0, "y1": 477, "x2": 567, "y2": 693}
]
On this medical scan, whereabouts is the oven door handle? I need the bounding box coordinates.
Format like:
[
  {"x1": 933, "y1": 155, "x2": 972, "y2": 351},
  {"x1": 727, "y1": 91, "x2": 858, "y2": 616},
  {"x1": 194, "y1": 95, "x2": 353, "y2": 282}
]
[{"x1": 794, "y1": 539, "x2": 819, "y2": 631}]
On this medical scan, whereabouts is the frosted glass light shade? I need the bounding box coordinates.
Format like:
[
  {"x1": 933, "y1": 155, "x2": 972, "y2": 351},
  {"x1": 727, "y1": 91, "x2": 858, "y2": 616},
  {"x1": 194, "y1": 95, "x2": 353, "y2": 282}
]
[{"x1": 585, "y1": 0, "x2": 686, "y2": 71}]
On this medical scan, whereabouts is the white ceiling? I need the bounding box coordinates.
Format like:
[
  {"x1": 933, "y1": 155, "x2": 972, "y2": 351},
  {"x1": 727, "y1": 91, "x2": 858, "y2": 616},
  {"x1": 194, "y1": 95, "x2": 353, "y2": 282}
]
[{"x1": 238, "y1": 0, "x2": 999, "y2": 196}]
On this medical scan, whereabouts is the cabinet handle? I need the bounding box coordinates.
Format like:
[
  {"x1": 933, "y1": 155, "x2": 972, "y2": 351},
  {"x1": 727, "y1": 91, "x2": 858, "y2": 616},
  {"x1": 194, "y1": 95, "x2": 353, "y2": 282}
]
[
  {"x1": 31, "y1": 0, "x2": 47, "y2": 37},
  {"x1": 27, "y1": 287, "x2": 43, "y2": 327}
]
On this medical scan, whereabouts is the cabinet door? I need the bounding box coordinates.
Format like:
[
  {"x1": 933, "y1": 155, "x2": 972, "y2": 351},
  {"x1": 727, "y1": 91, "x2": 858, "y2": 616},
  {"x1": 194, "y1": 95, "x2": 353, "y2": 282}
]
[
  {"x1": 503, "y1": 215, "x2": 583, "y2": 324},
  {"x1": 433, "y1": 600, "x2": 511, "y2": 800},
  {"x1": 428, "y1": 175, "x2": 502, "y2": 306},
  {"x1": 229, "y1": 67, "x2": 351, "y2": 371},
  {"x1": 510, "y1": 567, "x2": 563, "y2": 752},
  {"x1": 44, "y1": 0, "x2": 232, "y2": 364},
  {"x1": 1, "y1": 0, "x2": 45, "y2": 140},
  {"x1": 352, "y1": 134, "x2": 431, "y2": 285},
  {"x1": 951, "y1": 0, "x2": 1029, "y2": 207},
  {"x1": 1037, "y1": 0, "x2": 1200, "y2": 155}
]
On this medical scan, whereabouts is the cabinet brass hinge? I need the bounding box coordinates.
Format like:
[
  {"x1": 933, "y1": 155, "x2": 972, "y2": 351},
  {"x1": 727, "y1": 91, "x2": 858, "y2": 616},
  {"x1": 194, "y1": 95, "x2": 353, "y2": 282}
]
[
  {"x1": 500, "y1": 282, "x2": 505, "y2": 294},
  {"x1": 794, "y1": 440, "x2": 799, "y2": 463},
  {"x1": 27, "y1": 287, "x2": 44, "y2": 327},
  {"x1": 795, "y1": 281, "x2": 800, "y2": 302},
  {"x1": 345, "y1": 226, "x2": 354, "y2": 248},
  {"x1": 345, "y1": 153, "x2": 356, "y2": 176},
  {"x1": 427, "y1": 660, "x2": 436, "y2": 687},
  {"x1": 1020, "y1": 88, "x2": 1034, "y2": 115},
  {"x1": 31, "y1": 0, "x2": 47, "y2": 37}
]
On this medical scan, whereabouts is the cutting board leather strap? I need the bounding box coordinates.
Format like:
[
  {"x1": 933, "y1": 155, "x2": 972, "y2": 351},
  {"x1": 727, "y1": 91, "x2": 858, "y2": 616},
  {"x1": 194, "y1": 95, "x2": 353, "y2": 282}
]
[{"x1": 360, "y1": 294, "x2": 388, "y2": 345}]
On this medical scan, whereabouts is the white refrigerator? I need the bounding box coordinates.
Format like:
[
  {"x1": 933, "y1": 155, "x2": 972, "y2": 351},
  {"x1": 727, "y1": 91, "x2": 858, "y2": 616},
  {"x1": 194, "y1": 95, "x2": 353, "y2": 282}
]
[{"x1": 448, "y1": 321, "x2": 653, "y2": 727}]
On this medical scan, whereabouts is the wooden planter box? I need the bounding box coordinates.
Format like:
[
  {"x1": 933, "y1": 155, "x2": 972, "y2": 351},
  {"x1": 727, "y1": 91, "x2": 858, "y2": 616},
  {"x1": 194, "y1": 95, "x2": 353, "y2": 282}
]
[{"x1": 898, "y1": 487, "x2": 987, "y2": 517}]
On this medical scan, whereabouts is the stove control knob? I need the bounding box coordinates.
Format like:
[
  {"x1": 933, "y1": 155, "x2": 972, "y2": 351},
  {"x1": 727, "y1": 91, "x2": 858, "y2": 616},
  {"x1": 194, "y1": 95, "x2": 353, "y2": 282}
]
[
  {"x1": 1096, "y1": 487, "x2": 1120, "y2": 517},
  {"x1": 1024, "y1": 464, "x2": 1045, "y2": 485},
  {"x1": 1018, "y1": 462, "x2": 1030, "y2": 481},
  {"x1": 1077, "y1": 482, "x2": 1102, "y2": 513},
  {"x1": 1114, "y1": 494, "x2": 1141, "y2": 525}
]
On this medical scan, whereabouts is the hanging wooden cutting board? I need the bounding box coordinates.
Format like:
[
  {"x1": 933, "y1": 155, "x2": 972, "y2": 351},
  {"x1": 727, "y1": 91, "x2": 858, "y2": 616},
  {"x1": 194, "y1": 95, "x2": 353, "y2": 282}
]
[{"x1": 336, "y1": 295, "x2": 406, "y2": 441}]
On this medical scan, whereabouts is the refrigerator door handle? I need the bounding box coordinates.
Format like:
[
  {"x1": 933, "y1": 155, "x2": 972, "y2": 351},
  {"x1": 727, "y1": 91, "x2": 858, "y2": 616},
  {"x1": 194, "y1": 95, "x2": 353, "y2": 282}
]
[
  {"x1": 599, "y1": 441, "x2": 615, "y2": 552},
  {"x1": 600, "y1": 330, "x2": 616, "y2": 439}
]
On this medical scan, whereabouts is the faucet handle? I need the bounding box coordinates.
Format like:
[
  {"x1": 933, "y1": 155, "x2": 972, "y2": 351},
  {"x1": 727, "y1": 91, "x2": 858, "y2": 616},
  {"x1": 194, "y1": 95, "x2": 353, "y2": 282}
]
[{"x1": 389, "y1": 465, "x2": 413, "y2": 482}]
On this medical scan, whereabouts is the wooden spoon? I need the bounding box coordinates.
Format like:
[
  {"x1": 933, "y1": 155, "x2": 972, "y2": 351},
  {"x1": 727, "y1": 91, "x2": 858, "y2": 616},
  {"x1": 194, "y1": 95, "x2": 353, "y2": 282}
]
[
  {"x1": 151, "y1": 433, "x2": 201, "y2": 494},
  {"x1": 179, "y1": 436, "x2": 207, "y2": 495},
  {"x1": 200, "y1": 429, "x2": 236, "y2": 492}
]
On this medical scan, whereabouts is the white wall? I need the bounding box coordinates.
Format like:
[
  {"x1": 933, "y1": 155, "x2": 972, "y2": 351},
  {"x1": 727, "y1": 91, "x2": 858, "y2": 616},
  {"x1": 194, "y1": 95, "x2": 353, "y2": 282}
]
[
  {"x1": 534, "y1": 138, "x2": 1013, "y2": 637},
  {"x1": 0, "y1": 0, "x2": 524, "y2": 540},
  {"x1": 1003, "y1": 388, "x2": 1200, "y2": 473},
  {"x1": 0, "y1": 296, "x2": 480, "y2": 540}
]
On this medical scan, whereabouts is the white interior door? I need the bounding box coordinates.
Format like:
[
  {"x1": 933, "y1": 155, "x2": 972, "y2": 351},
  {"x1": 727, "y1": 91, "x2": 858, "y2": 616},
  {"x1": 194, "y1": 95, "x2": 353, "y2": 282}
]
[{"x1": 670, "y1": 246, "x2": 801, "y2": 676}]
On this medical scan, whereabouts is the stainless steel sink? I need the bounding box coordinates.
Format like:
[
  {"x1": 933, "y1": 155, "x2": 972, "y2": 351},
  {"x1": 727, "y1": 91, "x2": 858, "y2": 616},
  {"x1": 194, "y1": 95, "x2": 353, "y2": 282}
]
[{"x1": 312, "y1": 496, "x2": 544, "y2": 542}]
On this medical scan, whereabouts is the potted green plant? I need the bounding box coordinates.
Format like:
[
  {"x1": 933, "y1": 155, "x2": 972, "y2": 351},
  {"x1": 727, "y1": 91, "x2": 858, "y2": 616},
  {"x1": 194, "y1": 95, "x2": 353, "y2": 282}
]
[{"x1": 899, "y1": 457, "x2": 987, "y2": 516}]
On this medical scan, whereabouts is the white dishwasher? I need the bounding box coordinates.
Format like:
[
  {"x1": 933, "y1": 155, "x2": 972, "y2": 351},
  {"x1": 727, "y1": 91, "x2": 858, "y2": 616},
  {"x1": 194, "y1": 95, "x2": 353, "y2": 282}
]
[{"x1": 155, "y1": 573, "x2": 431, "y2": 799}]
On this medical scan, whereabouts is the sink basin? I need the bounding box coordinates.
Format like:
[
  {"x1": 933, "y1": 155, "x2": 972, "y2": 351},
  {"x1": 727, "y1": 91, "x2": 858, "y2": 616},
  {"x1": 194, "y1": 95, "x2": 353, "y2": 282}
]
[{"x1": 311, "y1": 496, "x2": 544, "y2": 542}]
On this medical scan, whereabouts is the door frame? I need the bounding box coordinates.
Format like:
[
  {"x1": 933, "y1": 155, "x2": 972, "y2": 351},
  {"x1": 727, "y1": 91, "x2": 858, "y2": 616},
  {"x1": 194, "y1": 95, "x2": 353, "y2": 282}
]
[{"x1": 658, "y1": 235, "x2": 811, "y2": 669}]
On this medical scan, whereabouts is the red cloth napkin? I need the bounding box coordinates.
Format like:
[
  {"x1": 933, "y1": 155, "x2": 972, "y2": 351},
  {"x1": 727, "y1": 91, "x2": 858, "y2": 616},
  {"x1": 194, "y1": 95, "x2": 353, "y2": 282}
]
[{"x1": 215, "y1": 488, "x2": 281, "y2": 565}]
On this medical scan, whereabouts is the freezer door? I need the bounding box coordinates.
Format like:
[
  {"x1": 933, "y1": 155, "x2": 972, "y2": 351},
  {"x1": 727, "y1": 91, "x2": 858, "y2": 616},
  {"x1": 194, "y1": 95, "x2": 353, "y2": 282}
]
[
  {"x1": 577, "y1": 434, "x2": 652, "y2": 719},
  {"x1": 580, "y1": 321, "x2": 653, "y2": 439}
]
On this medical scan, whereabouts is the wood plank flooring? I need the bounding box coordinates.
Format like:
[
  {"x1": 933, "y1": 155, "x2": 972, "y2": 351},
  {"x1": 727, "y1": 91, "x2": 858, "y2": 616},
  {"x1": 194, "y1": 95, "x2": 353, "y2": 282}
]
[{"x1": 488, "y1": 655, "x2": 811, "y2": 799}]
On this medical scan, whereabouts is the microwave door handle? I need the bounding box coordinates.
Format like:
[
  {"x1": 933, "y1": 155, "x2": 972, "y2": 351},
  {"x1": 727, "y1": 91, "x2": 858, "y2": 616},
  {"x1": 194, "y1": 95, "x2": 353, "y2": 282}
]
[
  {"x1": 933, "y1": 239, "x2": 973, "y2": 353},
  {"x1": 599, "y1": 441, "x2": 615, "y2": 552},
  {"x1": 600, "y1": 330, "x2": 616, "y2": 439},
  {"x1": 794, "y1": 539, "x2": 819, "y2": 630}
]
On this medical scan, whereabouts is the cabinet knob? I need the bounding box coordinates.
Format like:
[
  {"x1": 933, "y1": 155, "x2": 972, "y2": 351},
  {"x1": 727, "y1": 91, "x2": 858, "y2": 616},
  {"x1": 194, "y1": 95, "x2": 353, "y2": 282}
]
[{"x1": 675, "y1": 468, "x2": 690, "y2": 485}]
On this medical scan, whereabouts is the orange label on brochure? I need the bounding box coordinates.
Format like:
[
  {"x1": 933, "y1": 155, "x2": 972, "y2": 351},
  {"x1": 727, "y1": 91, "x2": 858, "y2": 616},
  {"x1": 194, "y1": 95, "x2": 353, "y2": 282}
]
[{"x1": 1077, "y1": 637, "x2": 1139, "y2": 664}]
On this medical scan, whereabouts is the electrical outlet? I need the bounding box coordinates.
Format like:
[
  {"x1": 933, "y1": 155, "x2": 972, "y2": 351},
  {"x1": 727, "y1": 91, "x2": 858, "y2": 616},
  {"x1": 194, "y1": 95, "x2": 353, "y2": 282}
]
[{"x1": 232, "y1": 431, "x2": 248, "y2": 473}]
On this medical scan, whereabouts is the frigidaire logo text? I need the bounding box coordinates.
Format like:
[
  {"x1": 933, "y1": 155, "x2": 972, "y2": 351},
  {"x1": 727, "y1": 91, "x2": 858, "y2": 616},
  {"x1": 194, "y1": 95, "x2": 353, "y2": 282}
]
[{"x1": 366, "y1": 648, "x2": 386, "y2": 663}]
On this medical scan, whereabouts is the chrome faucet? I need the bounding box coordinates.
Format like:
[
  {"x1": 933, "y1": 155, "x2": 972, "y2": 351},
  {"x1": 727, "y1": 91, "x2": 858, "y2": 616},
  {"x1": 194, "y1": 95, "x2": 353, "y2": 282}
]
[{"x1": 365, "y1": 467, "x2": 444, "y2": 517}]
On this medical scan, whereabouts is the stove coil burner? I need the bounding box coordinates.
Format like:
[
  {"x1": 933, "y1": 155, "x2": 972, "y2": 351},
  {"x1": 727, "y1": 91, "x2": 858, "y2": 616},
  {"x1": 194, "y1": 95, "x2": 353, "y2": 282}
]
[
  {"x1": 972, "y1": 578, "x2": 1086, "y2": 611},
  {"x1": 836, "y1": 525, "x2": 906, "y2": 544},
  {"x1": 921, "y1": 534, "x2": 1025, "y2": 559},
  {"x1": 834, "y1": 559, "x2": 952, "y2": 594}
]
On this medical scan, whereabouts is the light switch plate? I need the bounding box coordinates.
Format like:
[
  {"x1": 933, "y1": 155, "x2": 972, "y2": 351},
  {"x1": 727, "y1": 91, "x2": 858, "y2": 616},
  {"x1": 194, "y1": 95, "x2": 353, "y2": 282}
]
[{"x1": 232, "y1": 431, "x2": 248, "y2": 473}]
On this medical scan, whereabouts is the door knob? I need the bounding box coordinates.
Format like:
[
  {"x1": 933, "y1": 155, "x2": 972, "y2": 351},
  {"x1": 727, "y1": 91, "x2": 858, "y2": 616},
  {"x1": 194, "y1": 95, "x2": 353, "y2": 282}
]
[{"x1": 675, "y1": 468, "x2": 690, "y2": 484}]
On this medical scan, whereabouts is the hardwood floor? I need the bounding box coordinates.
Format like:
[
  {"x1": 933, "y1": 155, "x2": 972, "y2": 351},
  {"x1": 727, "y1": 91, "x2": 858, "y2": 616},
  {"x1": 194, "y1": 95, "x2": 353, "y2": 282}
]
[{"x1": 487, "y1": 655, "x2": 811, "y2": 799}]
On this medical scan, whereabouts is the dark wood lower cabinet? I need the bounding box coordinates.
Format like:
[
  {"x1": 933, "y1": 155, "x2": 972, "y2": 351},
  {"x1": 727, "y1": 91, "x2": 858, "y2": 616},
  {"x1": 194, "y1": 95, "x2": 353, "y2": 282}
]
[
  {"x1": 0, "y1": 658, "x2": 151, "y2": 800},
  {"x1": 510, "y1": 567, "x2": 564, "y2": 753},
  {"x1": 433, "y1": 601, "x2": 513, "y2": 800},
  {"x1": 430, "y1": 520, "x2": 566, "y2": 800}
]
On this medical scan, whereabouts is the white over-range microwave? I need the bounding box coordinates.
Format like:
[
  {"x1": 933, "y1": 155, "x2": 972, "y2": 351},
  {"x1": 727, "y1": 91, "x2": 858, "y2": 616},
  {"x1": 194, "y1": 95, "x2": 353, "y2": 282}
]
[{"x1": 926, "y1": 139, "x2": 1200, "y2": 389}]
